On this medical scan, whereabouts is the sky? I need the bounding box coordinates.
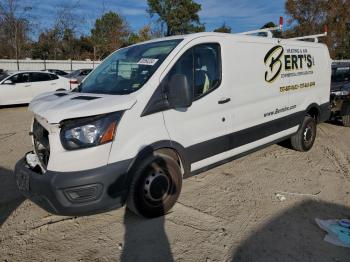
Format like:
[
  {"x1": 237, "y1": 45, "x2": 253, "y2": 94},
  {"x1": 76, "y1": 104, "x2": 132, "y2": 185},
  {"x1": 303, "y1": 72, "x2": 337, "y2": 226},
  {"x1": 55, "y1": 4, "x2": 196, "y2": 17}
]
[{"x1": 23, "y1": 0, "x2": 287, "y2": 38}]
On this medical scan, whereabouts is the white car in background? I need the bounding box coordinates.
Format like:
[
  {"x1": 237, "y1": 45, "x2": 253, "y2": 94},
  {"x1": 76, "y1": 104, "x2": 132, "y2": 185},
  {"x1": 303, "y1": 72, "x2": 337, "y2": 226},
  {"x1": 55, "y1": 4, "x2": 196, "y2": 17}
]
[{"x1": 0, "y1": 71, "x2": 70, "y2": 106}]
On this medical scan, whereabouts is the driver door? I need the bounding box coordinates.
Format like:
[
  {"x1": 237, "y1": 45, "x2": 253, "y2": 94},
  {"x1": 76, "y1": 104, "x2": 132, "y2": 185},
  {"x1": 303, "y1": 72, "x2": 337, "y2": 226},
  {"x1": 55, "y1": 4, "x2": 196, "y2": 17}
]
[
  {"x1": 162, "y1": 41, "x2": 233, "y2": 171},
  {"x1": 1, "y1": 73, "x2": 31, "y2": 105}
]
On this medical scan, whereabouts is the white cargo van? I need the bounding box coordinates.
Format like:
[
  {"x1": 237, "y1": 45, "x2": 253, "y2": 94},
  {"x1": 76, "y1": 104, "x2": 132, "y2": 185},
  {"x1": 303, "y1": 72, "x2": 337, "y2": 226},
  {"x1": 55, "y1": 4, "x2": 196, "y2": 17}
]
[{"x1": 15, "y1": 32, "x2": 331, "y2": 218}]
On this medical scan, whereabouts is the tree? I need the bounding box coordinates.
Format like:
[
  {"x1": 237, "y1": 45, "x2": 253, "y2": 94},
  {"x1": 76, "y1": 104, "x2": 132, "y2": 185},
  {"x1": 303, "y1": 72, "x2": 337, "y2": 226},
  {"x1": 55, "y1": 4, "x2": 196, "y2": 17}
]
[
  {"x1": 0, "y1": 0, "x2": 32, "y2": 61},
  {"x1": 76, "y1": 36, "x2": 94, "y2": 60},
  {"x1": 138, "y1": 25, "x2": 153, "y2": 42},
  {"x1": 285, "y1": 0, "x2": 350, "y2": 59},
  {"x1": 54, "y1": 2, "x2": 85, "y2": 59},
  {"x1": 325, "y1": 0, "x2": 350, "y2": 59},
  {"x1": 213, "y1": 22, "x2": 231, "y2": 33},
  {"x1": 128, "y1": 25, "x2": 154, "y2": 45},
  {"x1": 147, "y1": 0, "x2": 205, "y2": 36},
  {"x1": 91, "y1": 11, "x2": 130, "y2": 59},
  {"x1": 285, "y1": 0, "x2": 327, "y2": 34},
  {"x1": 31, "y1": 28, "x2": 60, "y2": 59}
]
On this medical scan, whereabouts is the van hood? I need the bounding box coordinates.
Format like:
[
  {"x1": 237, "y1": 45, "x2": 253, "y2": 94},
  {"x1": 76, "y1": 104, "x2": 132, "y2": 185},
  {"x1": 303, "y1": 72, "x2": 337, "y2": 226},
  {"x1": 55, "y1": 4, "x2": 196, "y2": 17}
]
[{"x1": 29, "y1": 91, "x2": 137, "y2": 123}]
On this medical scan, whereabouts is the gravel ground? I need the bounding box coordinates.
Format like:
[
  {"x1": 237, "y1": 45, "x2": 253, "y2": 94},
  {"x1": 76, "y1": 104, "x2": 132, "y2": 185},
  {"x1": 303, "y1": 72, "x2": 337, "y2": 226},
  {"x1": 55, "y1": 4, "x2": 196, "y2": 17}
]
[{"x1": 0, "y1": 106, "x2": 349, "y2": 262}]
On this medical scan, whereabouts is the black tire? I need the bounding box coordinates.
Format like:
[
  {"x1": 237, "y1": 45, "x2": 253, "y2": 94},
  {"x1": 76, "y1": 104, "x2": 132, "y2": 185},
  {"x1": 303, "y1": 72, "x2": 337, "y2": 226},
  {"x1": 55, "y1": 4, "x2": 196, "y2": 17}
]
[
  {"x1": 342, "y1": 115, "x2": 350, "y2": 127},
  {"x1": 126, "y1": 153, "x2": 182, "y2": 218},
  {"x1": 290, "y1": 116, "x2": 317, "y2": 152}
]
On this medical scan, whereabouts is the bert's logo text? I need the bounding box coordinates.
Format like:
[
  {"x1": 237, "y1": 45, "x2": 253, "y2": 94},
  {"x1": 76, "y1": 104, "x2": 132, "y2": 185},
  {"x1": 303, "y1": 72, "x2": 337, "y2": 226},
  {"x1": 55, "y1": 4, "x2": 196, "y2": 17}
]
[{"x1": 264, "y1": 45, "x2": 315, "y2": 83}]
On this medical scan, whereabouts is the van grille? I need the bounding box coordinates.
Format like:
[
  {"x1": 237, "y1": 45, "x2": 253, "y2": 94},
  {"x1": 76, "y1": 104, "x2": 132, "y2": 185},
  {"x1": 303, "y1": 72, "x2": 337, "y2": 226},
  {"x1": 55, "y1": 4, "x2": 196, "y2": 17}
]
[{"x1": 33, "y1": 119, "x2": 50, "y2": 170}]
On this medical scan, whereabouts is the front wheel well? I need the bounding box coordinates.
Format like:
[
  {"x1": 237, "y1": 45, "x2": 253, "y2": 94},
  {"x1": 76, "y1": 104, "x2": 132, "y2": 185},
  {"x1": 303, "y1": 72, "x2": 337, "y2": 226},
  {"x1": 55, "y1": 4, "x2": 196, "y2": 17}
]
[
  {"x1": 155, "y1": 148, "x2": 185, "y2": 175},
  {"x1": 306, "y1": 106, "x2": 320, "y2": 122}
]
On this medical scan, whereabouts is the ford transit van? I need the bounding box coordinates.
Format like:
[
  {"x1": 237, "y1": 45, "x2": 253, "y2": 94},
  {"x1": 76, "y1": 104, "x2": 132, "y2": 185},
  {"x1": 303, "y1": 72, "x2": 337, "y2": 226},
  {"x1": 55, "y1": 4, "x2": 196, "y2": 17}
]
[{"x1": 15, "y1": 32, "x2": 331, "y2": 218}]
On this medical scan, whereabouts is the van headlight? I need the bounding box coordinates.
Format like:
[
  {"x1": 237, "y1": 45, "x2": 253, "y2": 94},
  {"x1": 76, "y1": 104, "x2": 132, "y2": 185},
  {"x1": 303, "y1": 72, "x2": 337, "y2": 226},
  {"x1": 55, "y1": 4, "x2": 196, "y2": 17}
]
[{"x1": 60, "y1": 112, "x2": 123, "y2": 150}]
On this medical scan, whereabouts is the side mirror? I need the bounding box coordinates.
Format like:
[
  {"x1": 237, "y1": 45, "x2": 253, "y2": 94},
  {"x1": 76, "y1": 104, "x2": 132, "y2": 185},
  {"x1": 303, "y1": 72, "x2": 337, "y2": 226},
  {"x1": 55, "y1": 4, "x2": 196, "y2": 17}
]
[
  {"x1": 3, "y1": 80, "x2": 14, "y2": 85},
  {"x1": 166, "y1": 74, "x2": 193, "y2": 108}
]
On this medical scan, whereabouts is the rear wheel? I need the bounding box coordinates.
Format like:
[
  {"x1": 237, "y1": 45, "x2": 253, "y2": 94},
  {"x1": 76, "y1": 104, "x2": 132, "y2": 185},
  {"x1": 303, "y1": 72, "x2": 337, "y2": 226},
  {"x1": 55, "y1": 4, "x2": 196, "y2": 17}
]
[
  {"x1": 342, "y1": 115, "x2": 350, "y2": 127},
  {"x1": 127, "y1": 153, "x2": 182, "y2": 218},
  {"x1": 290, "y1": 116, "x2": 317, "y2": 152}
]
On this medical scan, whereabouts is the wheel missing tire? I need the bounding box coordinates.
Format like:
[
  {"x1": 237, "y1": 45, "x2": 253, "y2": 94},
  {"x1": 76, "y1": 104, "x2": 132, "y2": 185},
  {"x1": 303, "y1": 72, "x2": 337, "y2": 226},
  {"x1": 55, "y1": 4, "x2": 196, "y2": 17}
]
[
  {"x1": 290, "y1": 116, "x2": 317, "y2": 152},
  {"x1": 127, "y1": 153, "x2": 182, "y2": 218}
]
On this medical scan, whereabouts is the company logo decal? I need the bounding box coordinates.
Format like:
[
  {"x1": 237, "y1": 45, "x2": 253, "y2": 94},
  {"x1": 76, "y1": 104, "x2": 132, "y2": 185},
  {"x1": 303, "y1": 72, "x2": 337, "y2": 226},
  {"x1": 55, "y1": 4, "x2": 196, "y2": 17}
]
[
  {"x1": 264, "y1": 45, "x2": 315, "y2": 84},
  {"x1": 264, "y1": 45, "x2": 284, "y2": 83}
]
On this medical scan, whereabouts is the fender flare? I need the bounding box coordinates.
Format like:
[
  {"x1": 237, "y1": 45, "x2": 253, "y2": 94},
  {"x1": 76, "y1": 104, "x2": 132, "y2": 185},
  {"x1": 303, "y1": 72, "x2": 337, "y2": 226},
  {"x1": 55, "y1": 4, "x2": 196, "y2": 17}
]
[
  {"x1": 124, "y1": 140, "x2": 190, "y2": 189},
  {"x1": 305, "y1": 103, "x2": 321, "y2": 119},
  {"x1": 305, "y1": 102, "x2": 330, "y2": 123}
]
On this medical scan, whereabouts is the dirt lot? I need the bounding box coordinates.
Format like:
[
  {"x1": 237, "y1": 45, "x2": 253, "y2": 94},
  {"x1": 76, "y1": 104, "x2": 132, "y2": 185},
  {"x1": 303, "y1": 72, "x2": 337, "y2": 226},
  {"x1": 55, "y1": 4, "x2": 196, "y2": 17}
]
[{"x1": 0, "y1": 106, "x2": 349, "y2": 262}]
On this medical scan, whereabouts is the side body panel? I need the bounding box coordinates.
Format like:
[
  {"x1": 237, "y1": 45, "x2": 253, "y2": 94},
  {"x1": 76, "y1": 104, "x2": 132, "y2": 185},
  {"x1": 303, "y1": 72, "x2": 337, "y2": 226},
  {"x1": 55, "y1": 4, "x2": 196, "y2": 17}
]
[
  {"x1": 162, "y1": 37, "x2": 330, "y2": 172},
  {"x1": 279, "y1": 41, "x2": 331, "y2": 115}
]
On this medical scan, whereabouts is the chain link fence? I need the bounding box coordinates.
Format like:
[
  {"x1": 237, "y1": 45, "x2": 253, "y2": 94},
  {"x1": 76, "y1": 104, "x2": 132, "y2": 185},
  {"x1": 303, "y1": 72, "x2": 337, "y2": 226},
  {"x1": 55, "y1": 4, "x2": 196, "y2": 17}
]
[{"x1": 0, "y1": 59, "x2": 102, "y2": 72}]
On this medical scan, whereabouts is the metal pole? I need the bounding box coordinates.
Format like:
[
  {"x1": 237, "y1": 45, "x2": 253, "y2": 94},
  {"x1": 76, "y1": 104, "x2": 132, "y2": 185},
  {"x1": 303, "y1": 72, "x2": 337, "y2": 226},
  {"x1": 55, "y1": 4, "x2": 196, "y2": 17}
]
[
  {"x1": 93, "y1": 46, "x2": 96, "y2": 69},
  {"x1": 15, "y1": 21, "x2": 20, "y2": 71}
]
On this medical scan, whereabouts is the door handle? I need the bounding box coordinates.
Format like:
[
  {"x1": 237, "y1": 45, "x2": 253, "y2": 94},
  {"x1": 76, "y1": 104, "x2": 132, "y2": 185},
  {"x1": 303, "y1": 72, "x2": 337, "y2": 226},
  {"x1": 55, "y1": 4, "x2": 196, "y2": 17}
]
[
  {"x1": 218, "y1": 98, "x2": 231, "y2": 104},
  {"x1": 25, "y1": 85, "x2": 31, "y2": 87}
]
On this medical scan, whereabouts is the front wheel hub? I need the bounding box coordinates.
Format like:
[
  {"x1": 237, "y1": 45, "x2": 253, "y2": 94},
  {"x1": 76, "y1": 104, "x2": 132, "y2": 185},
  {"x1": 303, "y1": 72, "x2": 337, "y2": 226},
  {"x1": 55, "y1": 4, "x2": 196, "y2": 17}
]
[
  {"x1": 144, "y1": 170, "x2": 170, "y2": 202},
  {"x1": 303, "y1": 125, "x2": 313, "y2": 144}
]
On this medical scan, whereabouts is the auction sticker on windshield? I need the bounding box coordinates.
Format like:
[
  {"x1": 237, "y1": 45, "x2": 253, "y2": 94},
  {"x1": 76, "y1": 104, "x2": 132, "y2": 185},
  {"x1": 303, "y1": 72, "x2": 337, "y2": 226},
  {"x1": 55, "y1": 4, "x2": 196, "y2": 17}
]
[{"x1": 137, "y1": 58, "x2": 159, "y2": 66}]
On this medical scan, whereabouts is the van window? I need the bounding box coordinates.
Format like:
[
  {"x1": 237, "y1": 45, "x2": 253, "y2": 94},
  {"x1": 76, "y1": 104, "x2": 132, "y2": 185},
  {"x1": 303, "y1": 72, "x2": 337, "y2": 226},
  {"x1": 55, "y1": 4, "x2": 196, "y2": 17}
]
[
  {"x1": 165, "y1": 43, "x2": 221, "y2": 100},
  {"x1": 332, "y1": 66, "x2": 350, "y2": 82},
  {"x1": 166, "y1": 49, "x2": 194, "y2": 91},
  {"x1": 78, "y1": 39, "x2": 183, "y2": 95},
  {"x1": 194, "y1": 44, "x2": 221, "y2": 98}
]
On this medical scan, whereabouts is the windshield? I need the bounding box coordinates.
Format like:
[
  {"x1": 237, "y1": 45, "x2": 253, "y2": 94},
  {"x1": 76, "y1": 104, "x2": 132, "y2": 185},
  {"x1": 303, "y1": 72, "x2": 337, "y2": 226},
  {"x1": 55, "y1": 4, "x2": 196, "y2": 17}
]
[
  {"x1": 332, "y1": 66, "x2": 350, "y2": 82},
  {"x1": 0, "y1": 73, "x2": 9, "y2": 82},
  {"x1": 78, "y1": 39, "x2": 182, "y2": 95}
]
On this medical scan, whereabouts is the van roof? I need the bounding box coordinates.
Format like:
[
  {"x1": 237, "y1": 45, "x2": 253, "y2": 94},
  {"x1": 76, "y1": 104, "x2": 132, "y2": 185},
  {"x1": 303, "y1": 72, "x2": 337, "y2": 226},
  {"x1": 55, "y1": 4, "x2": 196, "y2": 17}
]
[{"x1": 142, "y1": 32, "x2": 328, "y2": 48}]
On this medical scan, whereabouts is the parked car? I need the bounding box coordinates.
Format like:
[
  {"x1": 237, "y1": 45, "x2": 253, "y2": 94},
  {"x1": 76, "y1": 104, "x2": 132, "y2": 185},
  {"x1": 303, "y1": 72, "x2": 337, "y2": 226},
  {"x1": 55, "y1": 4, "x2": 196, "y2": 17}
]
[
  {"x1": 65, "y1": 69, "x2": 93, "y2": 89},
  {"x1": 15, "y1": 32, "x2": 331, "y2": 218},
  {"x1": 43, "y1": 69, "x2": 68, "y2": 76},
  {"x1": 330, "y1": 62, "x2": 350, "y2": 126},
  {"x1": 0, "y1": 71, "x2": 70, "y2": 106}
]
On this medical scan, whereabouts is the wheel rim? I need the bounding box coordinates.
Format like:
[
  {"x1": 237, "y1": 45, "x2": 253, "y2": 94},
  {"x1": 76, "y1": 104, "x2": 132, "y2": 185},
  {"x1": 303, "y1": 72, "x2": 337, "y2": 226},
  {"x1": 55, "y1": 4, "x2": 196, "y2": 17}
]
[
  {"x1": 143, "y1": 166, "x2": 171, "y2": 203},
  {"x1": 303, "y1": 123, "x2": 314, "y2": 145}
]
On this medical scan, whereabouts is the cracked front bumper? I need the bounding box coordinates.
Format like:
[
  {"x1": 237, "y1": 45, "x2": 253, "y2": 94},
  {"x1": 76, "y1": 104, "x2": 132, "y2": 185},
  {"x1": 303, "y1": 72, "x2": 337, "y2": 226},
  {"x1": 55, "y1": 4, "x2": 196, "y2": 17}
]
[{"x1": 14, "y1": 155, "x2": 132, "y2": 216}]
